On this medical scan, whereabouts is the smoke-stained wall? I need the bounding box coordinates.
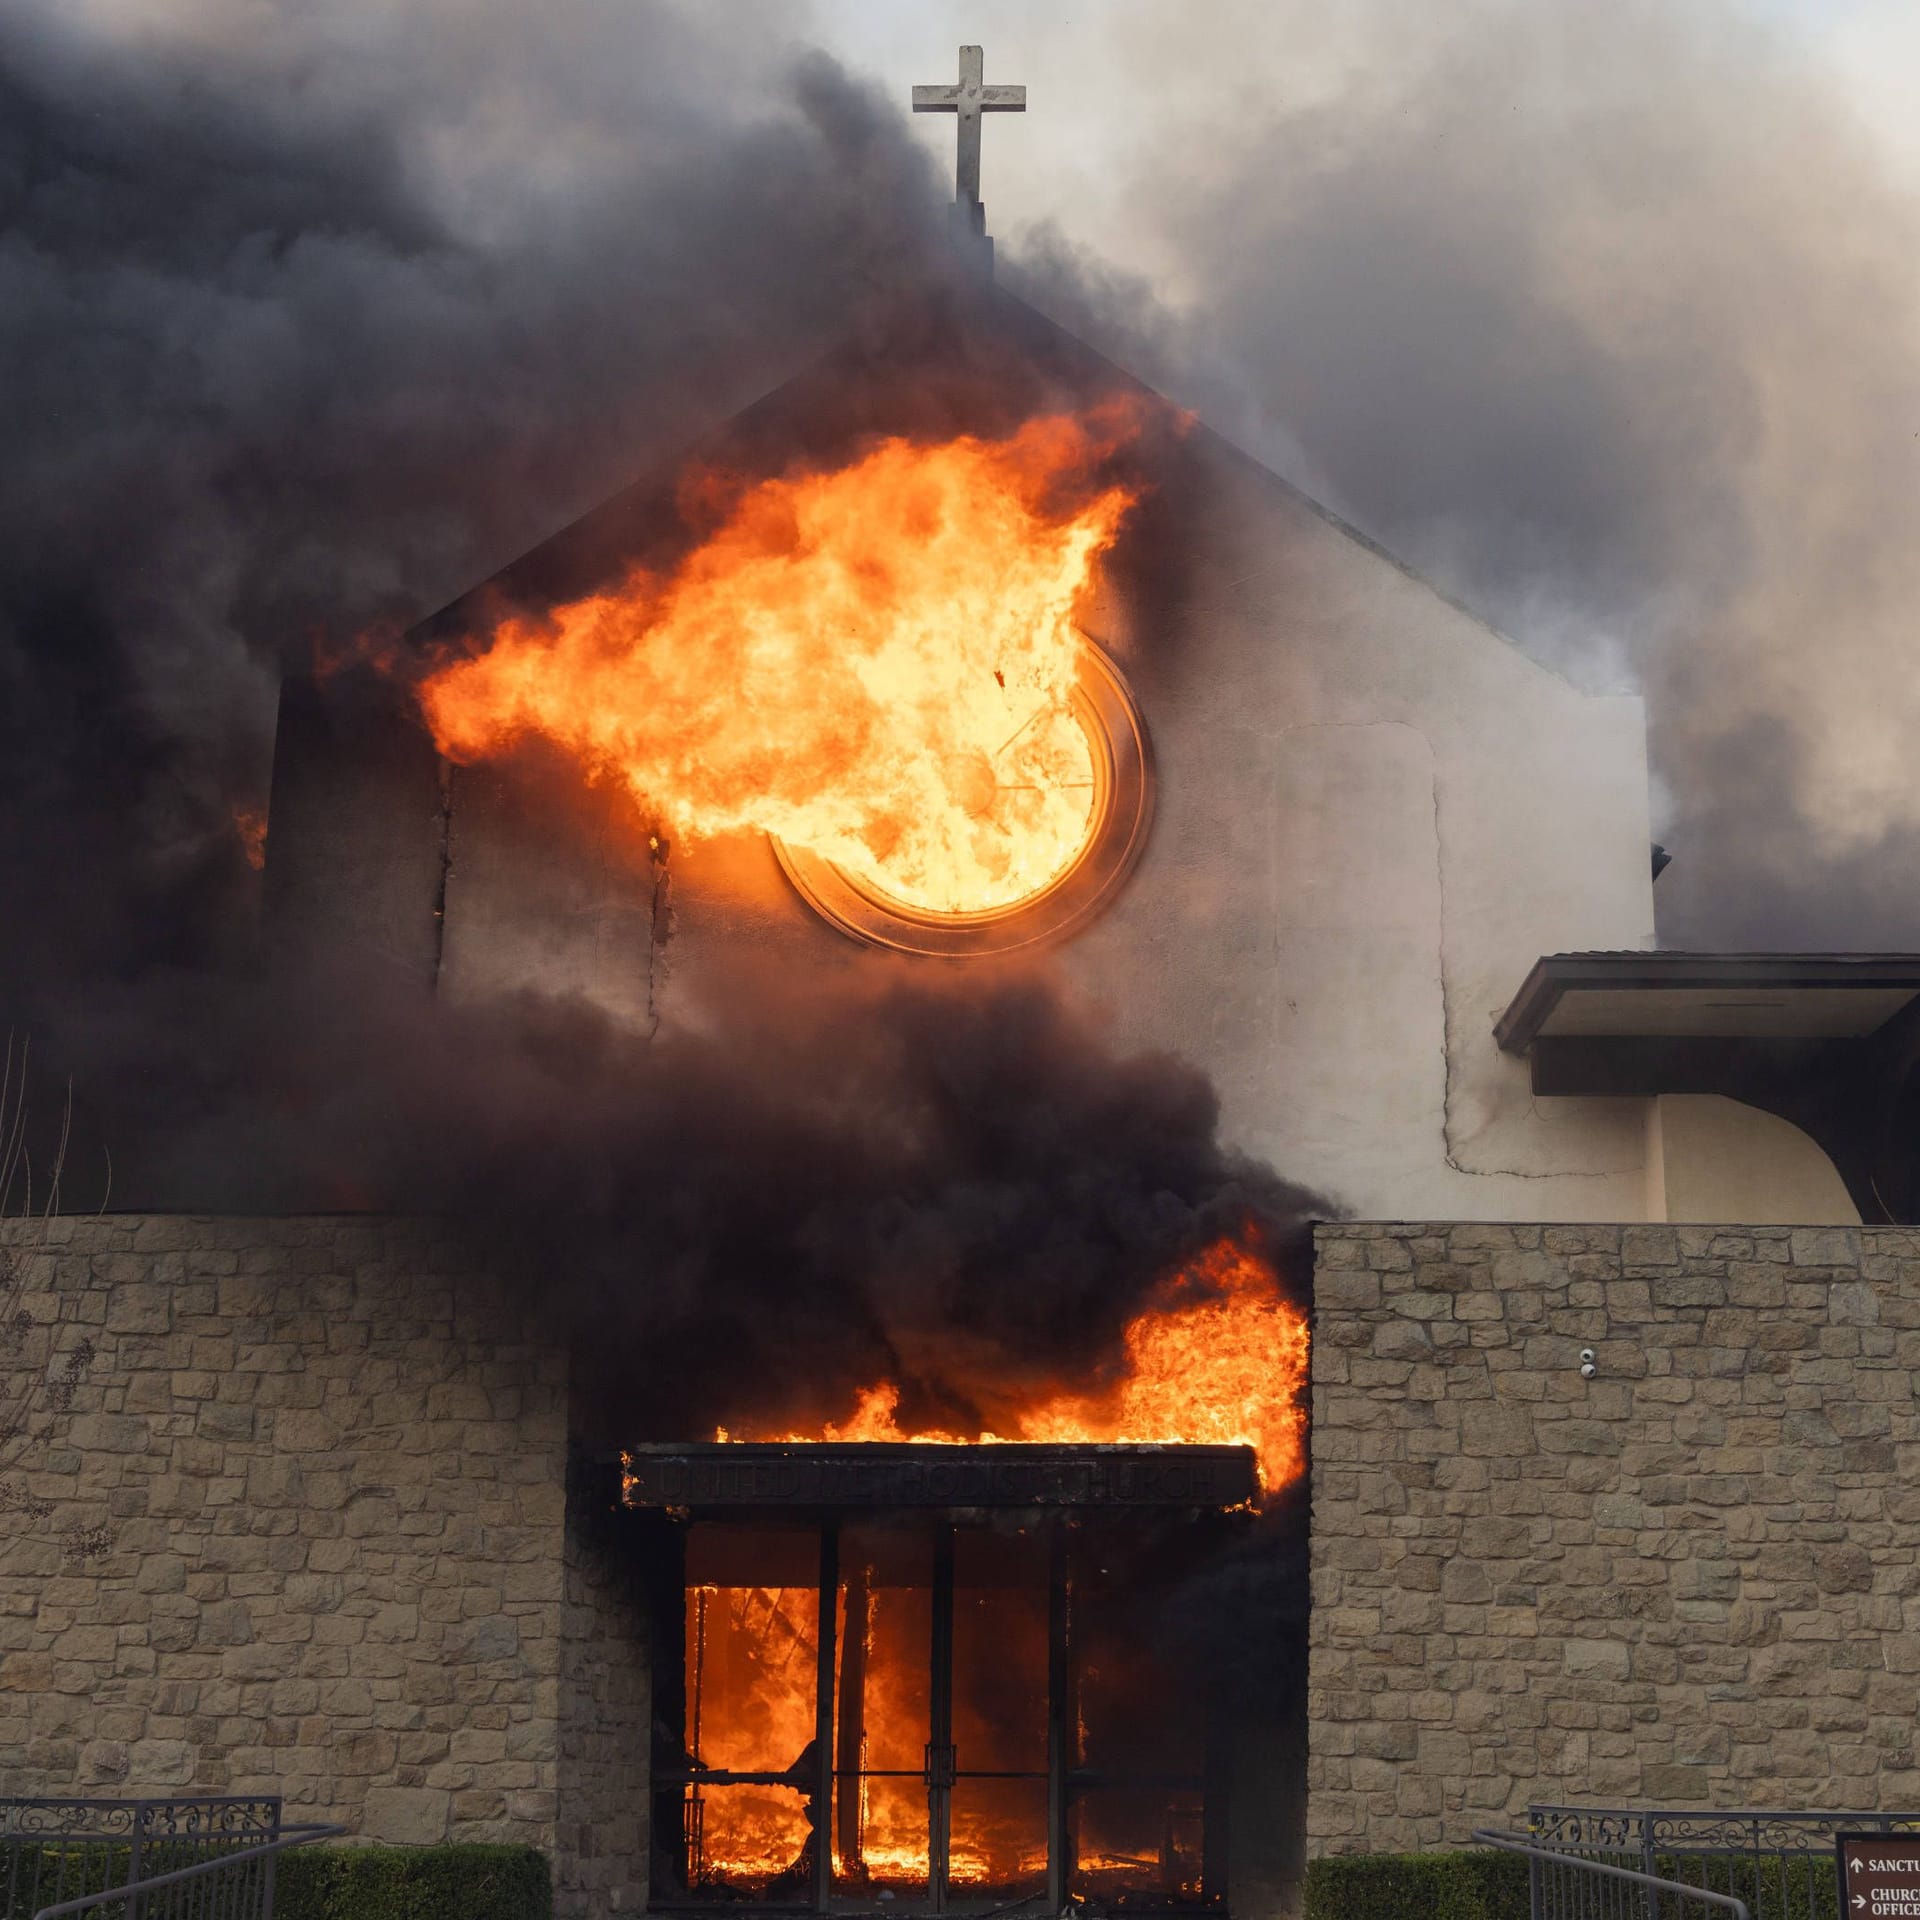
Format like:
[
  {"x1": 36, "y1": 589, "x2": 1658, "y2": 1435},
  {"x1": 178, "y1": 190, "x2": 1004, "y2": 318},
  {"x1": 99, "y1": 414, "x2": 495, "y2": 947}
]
[
  {"x1": 325, "y1": 307, "x2": 1658, "y2": 1225},
  {"x1": 1063, "y1": 423, "x2": 1655, "y2": 1221}
]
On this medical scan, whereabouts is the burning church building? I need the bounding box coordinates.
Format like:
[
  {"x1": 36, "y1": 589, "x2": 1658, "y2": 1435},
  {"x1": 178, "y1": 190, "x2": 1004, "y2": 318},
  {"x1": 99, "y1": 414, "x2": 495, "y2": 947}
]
[{"x1": 11, "y1": 41, "x2": 1920, "y2": 1920}]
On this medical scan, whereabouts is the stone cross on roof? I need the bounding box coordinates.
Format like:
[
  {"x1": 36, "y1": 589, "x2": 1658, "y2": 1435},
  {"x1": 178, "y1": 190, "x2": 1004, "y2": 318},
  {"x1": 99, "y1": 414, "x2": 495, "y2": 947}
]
[{"x1": 913, "y1": 45, "x2": 1025, "y2": 264}]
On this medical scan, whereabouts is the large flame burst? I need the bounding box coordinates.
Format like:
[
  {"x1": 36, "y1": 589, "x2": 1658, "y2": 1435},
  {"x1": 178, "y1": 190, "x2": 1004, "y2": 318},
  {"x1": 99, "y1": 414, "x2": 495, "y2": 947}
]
[
  {"x1": 693, "y1": 1236, "x2": 1309, "y2": 1890},
  {"x1": 724, "y1": 1234, "x2": 1312, "y2": 1497},
  {"x1": 417, "y1": 412, "x2": 1141, "y2": 915}
]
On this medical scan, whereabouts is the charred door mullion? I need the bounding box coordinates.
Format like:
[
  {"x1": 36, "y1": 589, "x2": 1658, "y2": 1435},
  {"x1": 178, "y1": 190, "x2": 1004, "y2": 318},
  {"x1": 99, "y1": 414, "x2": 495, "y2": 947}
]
[
  {"x1": 814, "y1": 1521, "x2": 839, "y2": 1914},
  {"x1": 1202, "y1": 1676, "x2": 1230, "y2": 1906},
  {"x1": 928, "y1": 1522, "x2": 956, "y2": 1912},
  {"x1": 646, "y1": 1514, "x2": 691, "y2": 1905},
  {"x1": 1047, "y1": 1519, "x2": 1070, "y2": 1914},
  {"x1": 835, "y1": 1557, "x2": 870, "y2": 1878}
]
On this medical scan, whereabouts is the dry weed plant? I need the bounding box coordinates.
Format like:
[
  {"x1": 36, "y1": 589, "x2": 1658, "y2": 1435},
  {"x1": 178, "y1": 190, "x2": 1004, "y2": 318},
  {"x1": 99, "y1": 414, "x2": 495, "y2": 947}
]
[{"x1": 0, "y1": 1034, "x2": 113, "y2": 1559}]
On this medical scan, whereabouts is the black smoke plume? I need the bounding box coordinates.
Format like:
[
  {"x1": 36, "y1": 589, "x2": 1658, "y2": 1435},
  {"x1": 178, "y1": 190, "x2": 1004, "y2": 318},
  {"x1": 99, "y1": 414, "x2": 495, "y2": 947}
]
[
  {"x1": 37, "y1": 956, "x2": 1322, "y2": 1446},
  {"x1": 1011, "y1": 0, "x2": 1920, "y2": 949},
  {"x1": 0, "y1": 1, "x2": 942, "y2": 1006},
  {"x1": 0, "y1": 3, "x2": 1324, "y2": 1470}
]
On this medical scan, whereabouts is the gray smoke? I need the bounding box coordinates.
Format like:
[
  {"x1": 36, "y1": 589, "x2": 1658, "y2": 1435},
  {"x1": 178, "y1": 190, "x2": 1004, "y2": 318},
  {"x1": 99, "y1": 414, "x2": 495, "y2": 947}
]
[
  {"x1": 9, "y1": 0, "x2": 1915, "y2": 993},
  {"x1": 1007, "y1": 0, "x2": 1920, "y2": 949},
  {"x1": 0, "y1": 0, "x2": 1329, "y2": 1454},
  {"x1": 0, "y1": 0, "x2": 940, "y2": 996}
]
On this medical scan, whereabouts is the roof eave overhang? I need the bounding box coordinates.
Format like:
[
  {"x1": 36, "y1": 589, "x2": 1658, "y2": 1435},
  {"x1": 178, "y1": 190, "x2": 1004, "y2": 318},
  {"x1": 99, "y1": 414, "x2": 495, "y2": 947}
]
[
  {"x1": 1494, "y1": 952, "x2": 1920, "y2": 1056},
  {"x1": 1491, "y1": 952, "x2": 1920, "y2": 1228}
]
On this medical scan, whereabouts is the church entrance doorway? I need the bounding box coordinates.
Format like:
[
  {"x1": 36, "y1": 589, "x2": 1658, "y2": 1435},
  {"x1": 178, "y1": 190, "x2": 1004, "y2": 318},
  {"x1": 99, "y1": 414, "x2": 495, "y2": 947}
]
[{"x1": 625, "y1": 1443, "x2": 1252, "y2": 1915}]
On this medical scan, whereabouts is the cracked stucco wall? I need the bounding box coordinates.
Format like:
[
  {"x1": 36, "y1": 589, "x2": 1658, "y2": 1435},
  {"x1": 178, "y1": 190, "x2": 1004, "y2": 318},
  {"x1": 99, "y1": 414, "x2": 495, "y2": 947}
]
[
  {"x1": 1065, "y1": 426, "x2": 1657, "y2": 1221},
  {"x1": 268, "y1": 401, "x2": 1659, "y2": 1223}
]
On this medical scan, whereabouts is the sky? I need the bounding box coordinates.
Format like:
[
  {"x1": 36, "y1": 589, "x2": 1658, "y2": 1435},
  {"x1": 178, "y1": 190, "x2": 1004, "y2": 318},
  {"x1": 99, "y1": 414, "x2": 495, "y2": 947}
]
[{"x1": 809, "y1": 0, "x2": 1920, "y2": 300}]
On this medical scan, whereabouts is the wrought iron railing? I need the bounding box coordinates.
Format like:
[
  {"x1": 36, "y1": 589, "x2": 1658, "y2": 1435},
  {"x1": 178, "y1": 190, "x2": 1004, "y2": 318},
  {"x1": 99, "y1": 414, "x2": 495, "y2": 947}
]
[
  {"x1": 1474, "y1": 1830, "x2": 1753, "y2": 1920},
  {"x1": 0, "y1": 1797, "x2": 340, "y2": 1920},
  {"x1": 1524, "y1": 1805, "x2": 1920, "y2": 1920}
]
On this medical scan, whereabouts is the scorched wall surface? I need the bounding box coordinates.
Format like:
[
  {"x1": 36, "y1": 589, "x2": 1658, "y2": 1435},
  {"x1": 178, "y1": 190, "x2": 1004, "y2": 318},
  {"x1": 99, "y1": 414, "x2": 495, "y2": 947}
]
[
  {"x1": 273, "y1": 293, "x2": 1659, "y2": 1231},
  {"x1": 1308, "y1": 1221, "x2": 1920, "y2": 1853},
  {"x1": 436, "y1": 412, "x2": 1659, "y2": 1226},
  {"x1": 0, "y1": 1216, "x2": 630, "y2": 1915}
]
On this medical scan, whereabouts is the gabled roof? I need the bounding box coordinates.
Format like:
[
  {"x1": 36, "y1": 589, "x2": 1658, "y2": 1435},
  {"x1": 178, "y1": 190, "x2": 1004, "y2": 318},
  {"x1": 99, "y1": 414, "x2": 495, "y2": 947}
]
[
  {"x1": 413, "y1": 280, "x2": 1159, "y2": 642},
  {"x1": 407, "y1": 278, "x2": 1580, "y2": 686}
]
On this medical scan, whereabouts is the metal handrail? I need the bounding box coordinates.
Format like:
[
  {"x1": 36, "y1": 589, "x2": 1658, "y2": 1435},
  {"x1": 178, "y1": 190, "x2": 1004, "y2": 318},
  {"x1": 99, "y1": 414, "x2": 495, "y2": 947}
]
[
  {"x1": 1530, "y1": 1805, "x2": 1918, "y2": 1823},
  {"x1": 1474, "y1": 1828, "x2": 1754, "y2": 1919},
  {"x1": 0, "y1": 1800, "x2": 281, "y2": 1820},
  {"x1": 26, "y1": 1822, "x2": 343, "y2": 1920}
]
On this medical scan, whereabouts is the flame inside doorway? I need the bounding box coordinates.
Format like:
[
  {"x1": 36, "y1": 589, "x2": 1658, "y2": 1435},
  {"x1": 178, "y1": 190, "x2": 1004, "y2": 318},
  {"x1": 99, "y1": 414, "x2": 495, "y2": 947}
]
[
  {"x1": 679, "y1": 1519, "x2": 1219, "y2": 1905},
  {"x1": 673, "y1": 1234, "x2": 1309, "y2": 1901}
]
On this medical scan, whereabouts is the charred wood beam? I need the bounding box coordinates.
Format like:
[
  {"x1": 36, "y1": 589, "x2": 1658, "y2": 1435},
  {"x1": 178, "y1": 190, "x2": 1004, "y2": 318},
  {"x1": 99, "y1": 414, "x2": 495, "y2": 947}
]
[
  {"x1": 812, "y1": 1523, "x2": 838, "y2": 1915},
  {"x1": 1046, "y1": 1521, "x2": 1070, "y2": 1916},
  {"x1": 835, "y1": 1561, "x2": 869, "y2": 1873},
  {"x1": 927, "y1": 1524, "x2": 956, "y2": 1915},
  {"x1": 619, "y1": 1443, "x2": 1260, "y2": 1512}
]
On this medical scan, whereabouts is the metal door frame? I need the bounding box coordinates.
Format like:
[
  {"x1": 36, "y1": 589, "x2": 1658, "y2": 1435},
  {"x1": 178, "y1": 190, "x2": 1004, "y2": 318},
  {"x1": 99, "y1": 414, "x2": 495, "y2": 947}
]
[{"x1": 654, "y1": 1508, "x2": 1228, "y2": 1916}]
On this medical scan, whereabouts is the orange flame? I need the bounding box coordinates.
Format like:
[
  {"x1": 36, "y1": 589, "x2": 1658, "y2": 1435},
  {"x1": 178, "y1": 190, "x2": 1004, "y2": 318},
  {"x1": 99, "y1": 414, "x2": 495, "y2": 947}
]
[
  {"x1": 724, "y1": 1234, "x2": 1311, "y2": 1497},
  {"x1": 232, "y1": 803, "x2": 268, "y2": 872},
  {"x1": 691, "y1": 1238, "x2": 1305, "y2": 1894},
  {"x1": 414, "y1": 412, "x2": 1143, "y2": 914}
]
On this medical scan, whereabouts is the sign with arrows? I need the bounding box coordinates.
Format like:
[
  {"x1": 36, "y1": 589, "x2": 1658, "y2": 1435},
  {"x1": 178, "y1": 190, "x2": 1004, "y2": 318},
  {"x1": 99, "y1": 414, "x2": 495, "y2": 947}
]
[{"x1": 1837, "y1": 1833, "x2": 1920, "y2": 1917}]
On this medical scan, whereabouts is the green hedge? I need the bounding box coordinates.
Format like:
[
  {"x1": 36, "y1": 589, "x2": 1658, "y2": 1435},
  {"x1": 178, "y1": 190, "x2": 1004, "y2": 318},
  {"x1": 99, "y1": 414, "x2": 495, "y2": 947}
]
[
  {"x1": 1305, "y1": 1850, "x2": 1530, "y2": 1920},
  {"x1": 276, "y1": 1845, "x2": 551, "y2": 1920},
  {"x1": 1307, "y1": 1847, "x2": 1845, "y2": 1920},
  {"x1": 0, "y1": 1842, "x2": 549, "y2": 1920}
]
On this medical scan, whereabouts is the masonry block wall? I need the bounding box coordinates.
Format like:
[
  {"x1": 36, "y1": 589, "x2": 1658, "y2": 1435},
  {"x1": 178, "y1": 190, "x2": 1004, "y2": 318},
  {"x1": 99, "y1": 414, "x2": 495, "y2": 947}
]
[
  {"x1": 1308, "y1": 1222, "x2": 1920, "y2": 1853},
  {"x1": 0, "y1": 1217, "x2": 575, "y2": 1859},
  {"x1": 556, "y1": 1482, "x2": 653, "y2": 1916}
]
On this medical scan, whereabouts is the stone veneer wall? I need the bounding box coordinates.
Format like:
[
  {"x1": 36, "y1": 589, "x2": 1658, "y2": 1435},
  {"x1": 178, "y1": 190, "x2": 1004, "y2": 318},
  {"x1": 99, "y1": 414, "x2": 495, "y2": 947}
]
[
  {"x1": 0, "y1": 1217, "x2": 591, "y2": 1880},
  {"x1": 1308, "y1": 1222, "x2": 1920, "y2": 1854},
  {"x1": 556, "y1": 1482, "x2": 653, "y2": 1915}
]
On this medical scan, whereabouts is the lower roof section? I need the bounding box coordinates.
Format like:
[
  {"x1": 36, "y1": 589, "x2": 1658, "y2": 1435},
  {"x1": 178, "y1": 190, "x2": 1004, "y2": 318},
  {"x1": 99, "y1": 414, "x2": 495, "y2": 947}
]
[
  {"x1": 620, "y1": 1441, "x2": 1257, "y2": 1511},
  {"x1": 1493, "y1": 951, "x2": 1920, "y2": 1226},
  {"x1": 1495, "y1": 951, "x2": 1920, "y2": 1052}
]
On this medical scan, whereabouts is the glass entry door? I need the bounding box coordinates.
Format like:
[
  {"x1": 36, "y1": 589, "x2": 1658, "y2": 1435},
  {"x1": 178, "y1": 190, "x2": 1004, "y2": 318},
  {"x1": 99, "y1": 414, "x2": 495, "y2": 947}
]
[
  {"x1": 829, "y1": 1522, "x2": 1052, "y2": 1908},
  {"x1": 661, "y1": 1512, "x2": 1221, "y2": 1913},
  {"x1": 945, "y1": 1526, "x2": 1053, "y2": 1904},
  {"x1": 832, "y1": 1523, "x2": 934, "y2": 1902}
]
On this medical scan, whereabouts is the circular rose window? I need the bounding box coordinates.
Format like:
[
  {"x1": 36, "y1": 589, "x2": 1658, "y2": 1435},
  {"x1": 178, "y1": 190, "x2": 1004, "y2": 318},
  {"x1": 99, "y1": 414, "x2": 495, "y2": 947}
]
[{"x1": 772, "y1": 636, "x2": 1153, "y2": 957}]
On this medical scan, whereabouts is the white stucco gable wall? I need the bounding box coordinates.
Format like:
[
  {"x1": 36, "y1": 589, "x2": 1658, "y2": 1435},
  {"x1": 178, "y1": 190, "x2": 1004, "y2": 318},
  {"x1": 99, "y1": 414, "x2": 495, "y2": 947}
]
[
  {"x1": 1067, "y1": 427, "x2": 1655, "y2": 1221},
  {"x1": 429, "y1": 400, "x2": 1657, "y2": 1225}
]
